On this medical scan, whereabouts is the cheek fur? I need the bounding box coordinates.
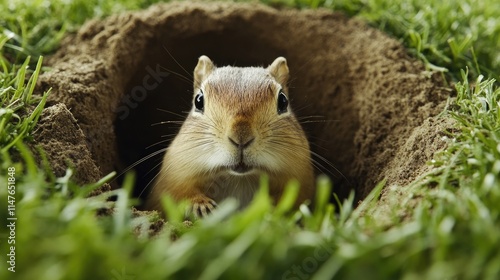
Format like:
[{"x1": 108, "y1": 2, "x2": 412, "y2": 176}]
[
  {"x1": 204, "y1": 146, "x2": 233, "y2": 168},
  {"x1": 255, "y1": 152, "x2": 285, "y2": 172},
  {"x1": 250, "y1": 117, "x2": 309, "y2": 171}
]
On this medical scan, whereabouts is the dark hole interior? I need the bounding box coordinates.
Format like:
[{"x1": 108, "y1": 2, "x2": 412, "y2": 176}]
[{"x1": 115, "y1": 18, "x2": 358, "y2": 206}]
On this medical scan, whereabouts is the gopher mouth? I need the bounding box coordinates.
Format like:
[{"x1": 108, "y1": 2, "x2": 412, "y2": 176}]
[{"x1": 230, "y1": 162, "x2": 254, "y2": 175}]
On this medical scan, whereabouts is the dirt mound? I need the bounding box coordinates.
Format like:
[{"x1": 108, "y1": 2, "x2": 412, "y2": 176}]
[{"x1": 36, "y1": 1, "x2": 451, "y2": 203}]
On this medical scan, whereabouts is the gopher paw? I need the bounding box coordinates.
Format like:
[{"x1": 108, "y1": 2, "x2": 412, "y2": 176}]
[{"x1": 191, "y1": 197, "x2": 217, "y2": 218}]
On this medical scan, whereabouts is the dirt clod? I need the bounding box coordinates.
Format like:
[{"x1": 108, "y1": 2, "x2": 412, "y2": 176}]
[
  {"x1": 36, "y1": 2, "x2": 451, "y2": 204},
  {"x1": 32, "y1": 102, "x2": 110, "y2": 194}
]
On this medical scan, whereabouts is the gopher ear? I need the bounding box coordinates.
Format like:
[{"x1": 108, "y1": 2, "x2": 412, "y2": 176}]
[
  {"x1": 267, "y1": 57, "x2": 289, "y2": 86},
  {"x1": 194, "y1": 55, "x2": 215, "y2": 89}
]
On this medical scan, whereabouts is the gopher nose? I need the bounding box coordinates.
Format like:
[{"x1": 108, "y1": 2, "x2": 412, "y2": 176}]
[
  {"x1": 228, "y1": 137, "x2": 255, "y2": 149},
  {"x1": 228, "y1": 119, "x2": 255, "y2": 149}
]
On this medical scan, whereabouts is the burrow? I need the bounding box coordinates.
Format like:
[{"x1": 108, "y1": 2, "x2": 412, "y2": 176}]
[{"x1": 35, "y1": 2, "x2": 451, "y2": 204}]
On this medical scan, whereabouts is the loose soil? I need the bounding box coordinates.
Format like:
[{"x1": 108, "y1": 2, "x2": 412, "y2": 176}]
[{"x1": 35, "y1": 1, "x2": 452, "y2": 208}]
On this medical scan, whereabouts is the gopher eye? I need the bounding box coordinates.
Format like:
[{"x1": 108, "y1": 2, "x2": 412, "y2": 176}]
[
  {"x1": 194, "y1": 90, "x2": 204, "y2": 112},
  {"x1": 277, "y1": 90, "x2": 288, "y2": 114}
]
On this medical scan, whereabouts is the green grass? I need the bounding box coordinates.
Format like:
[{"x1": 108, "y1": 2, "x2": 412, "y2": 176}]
[
  {"x1": 291, "y1": 0, "x2": 500, "y2": 81},
  {"x1": 1, "y1": 0, "x2": 500, "y2": 279},
  {"x1": 0, "y1": 55, "x2": 48, "y2": 153},
  {"x1": 0, "y1": 0, "x2": 152, "y2": 65}
]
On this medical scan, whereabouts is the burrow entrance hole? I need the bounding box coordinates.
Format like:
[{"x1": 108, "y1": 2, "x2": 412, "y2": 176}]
[{"x1": 46, "y1": 2, "x2": 448, "y2": 206}]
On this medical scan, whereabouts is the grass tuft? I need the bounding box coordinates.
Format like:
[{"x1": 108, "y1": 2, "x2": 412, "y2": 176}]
[{"x1": 0, "y1": 54, "x2": 49, "y2": 154}]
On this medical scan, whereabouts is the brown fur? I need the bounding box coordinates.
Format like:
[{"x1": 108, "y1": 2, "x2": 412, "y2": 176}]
[{"x1": 146, "y1": 56, "x2": 315, "y2": 217}]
